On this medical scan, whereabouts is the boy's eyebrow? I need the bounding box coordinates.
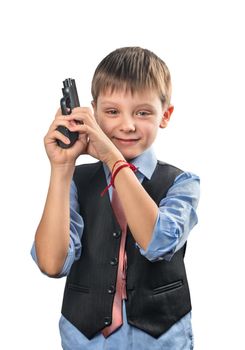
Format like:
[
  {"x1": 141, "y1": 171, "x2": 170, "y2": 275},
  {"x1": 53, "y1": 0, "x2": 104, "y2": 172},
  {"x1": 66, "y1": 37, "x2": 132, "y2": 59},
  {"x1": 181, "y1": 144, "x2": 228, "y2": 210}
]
[
  {"x1": 100, "y1": 101, "x2": 119, "y2": 105},
  {"x1": 134, "y1": 103, "x2": 156, "y2": 109},
  {"x1": 100, "y1": 101, "x2": 156, "y2": 109}
]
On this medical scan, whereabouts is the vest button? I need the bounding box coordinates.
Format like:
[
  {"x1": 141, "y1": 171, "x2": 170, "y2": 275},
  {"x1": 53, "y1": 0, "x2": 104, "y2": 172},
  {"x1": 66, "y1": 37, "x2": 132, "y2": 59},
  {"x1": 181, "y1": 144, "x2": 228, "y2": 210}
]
[
  {"x1": 112, "y1": 231, "x2": 121, "y2": 239},
  {"x1": 108, "y1": 285, "x2": 115, "y2": 294},
  {"x1": 110, "y1": 257, "x2": 118, "y2": 266},
  {"x1": 104, "y1": 317, "x2": 112, "y2": 326}
]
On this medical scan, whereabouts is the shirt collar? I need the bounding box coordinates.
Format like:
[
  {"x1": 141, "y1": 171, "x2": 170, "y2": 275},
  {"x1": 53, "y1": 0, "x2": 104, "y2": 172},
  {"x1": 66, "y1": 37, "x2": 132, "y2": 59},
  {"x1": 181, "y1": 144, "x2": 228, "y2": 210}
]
[{"x1": 103, "y1": 147, "x2": 157, "y2": 180}]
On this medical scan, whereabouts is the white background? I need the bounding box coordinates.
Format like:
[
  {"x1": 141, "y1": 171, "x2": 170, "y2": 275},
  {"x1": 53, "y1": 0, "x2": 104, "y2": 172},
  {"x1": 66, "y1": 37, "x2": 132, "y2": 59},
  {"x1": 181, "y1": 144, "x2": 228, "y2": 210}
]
[{"x1": 1, "y1": 0, "x2": 244, "y2": 348}]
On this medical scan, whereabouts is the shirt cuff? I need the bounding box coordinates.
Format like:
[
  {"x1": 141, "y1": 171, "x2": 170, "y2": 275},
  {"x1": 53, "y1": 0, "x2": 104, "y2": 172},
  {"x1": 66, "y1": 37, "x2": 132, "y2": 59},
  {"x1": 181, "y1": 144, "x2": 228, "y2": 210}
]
[
  {"x1": 138, "y1": 212, "x2": 179, "y2": 262},
  {"x1": 58, "y1": 205, "x2": 83, "y2": 277},
  {"x1": 138, "y1": 171, "x2": 200, "y2": 262}
]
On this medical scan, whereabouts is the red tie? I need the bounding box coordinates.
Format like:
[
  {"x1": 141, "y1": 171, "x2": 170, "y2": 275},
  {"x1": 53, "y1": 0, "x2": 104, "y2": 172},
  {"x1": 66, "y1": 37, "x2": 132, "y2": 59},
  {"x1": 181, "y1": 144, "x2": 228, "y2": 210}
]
[{"x1": 102, "y1": 188, "x2": 127, "y2": 337}]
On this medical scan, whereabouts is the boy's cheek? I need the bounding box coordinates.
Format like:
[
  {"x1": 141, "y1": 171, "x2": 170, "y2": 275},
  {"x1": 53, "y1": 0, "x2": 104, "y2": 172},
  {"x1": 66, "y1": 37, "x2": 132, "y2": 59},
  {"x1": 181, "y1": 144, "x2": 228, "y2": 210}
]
[
  {"x1": 97, "y1": 121, "x2": 112, "y2": 137},
  {"x1": 94, "y1": 114, "x2": 104, "y2": 129}
]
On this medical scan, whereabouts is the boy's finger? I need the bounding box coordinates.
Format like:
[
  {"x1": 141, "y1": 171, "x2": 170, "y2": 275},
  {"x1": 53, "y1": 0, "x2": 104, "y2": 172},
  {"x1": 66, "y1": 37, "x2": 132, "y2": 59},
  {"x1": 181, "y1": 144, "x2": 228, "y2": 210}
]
[
  {"x1": 45, "y1": 130, "x2": 71, "y2": 145},
  {"x1": 72, "y1": 107, "x2": 92, "y2": 114},
  {"x1": 48, "y1": 119, "x2": 72, "y2": 132},
  {"x1": 65, "y1": 111, "x2": 96, "y2": 127}
]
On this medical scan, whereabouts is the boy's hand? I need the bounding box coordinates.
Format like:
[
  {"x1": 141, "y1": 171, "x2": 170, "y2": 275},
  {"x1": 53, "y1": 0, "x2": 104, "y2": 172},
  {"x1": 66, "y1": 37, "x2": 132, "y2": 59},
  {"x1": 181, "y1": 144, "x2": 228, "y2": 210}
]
[
  {"x1": 44, "y1": 108, "x2": 88, "y2": 168},
  {"x1": 63, "y1": 107, "x2": 123, "y2": 166},
  {"x1": 44, "y1": 107, "x2": 122, "y2": 168}
]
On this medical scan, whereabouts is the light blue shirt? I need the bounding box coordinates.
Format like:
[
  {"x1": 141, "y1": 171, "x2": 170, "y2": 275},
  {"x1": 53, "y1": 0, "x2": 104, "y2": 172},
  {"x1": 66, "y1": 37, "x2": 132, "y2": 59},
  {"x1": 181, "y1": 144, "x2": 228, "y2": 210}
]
[{"x1": 31, "y1": 148, "x2": 199, "y2": 349}]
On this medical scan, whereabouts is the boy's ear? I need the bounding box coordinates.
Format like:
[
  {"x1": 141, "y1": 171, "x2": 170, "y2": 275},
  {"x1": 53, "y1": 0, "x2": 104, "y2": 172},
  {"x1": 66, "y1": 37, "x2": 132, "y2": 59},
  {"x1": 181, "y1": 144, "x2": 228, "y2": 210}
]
[{"x1": 159, "y1": 105, "x2": 174, "y2": 128}]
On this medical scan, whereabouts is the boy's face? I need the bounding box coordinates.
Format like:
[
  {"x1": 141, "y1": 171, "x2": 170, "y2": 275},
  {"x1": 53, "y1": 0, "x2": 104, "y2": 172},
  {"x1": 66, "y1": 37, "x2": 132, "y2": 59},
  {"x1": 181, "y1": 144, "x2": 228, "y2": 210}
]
[{"x1": 93, "y1": 89, "x2": 173, "y2": 160}]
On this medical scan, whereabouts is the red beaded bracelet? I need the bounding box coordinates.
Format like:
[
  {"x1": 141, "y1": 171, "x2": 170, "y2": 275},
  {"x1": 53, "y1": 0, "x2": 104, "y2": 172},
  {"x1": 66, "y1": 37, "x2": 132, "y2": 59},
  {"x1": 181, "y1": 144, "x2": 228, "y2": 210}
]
[{"x1": 101, "y1": 161, "x2": 138, "y2": 197}]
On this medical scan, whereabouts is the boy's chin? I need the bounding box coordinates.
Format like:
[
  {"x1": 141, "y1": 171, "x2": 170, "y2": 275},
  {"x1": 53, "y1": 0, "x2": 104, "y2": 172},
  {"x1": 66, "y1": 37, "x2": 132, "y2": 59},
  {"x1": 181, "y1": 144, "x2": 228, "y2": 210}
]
[{"x1": 121, "y1": 150, "x2": 142, "y2": 161}]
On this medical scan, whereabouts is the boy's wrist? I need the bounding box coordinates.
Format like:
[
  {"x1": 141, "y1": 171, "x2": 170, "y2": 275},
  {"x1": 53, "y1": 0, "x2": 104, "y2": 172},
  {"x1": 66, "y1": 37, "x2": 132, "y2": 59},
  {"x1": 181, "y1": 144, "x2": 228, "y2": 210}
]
[
  {"x1": 105, "y1": 151, "x2": 126, "y2": 172},
  {"x1": 50, "y1": 163, "x2": 75, "y2": 179}
]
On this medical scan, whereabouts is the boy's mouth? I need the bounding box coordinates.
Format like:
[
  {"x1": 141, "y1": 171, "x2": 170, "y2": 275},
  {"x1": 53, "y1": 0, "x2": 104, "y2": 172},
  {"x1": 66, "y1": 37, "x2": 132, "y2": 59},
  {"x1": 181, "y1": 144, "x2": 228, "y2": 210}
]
[{"x1": 113, "y1": 137, "x2": 140, "y2": 145}]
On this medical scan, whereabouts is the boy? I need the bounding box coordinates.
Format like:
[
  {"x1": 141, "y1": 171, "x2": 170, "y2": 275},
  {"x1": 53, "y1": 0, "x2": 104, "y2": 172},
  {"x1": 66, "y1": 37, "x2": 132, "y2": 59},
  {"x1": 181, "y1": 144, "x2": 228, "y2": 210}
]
[{"x1": 31, "y1": 46, "x2": 199, "y2": 349}]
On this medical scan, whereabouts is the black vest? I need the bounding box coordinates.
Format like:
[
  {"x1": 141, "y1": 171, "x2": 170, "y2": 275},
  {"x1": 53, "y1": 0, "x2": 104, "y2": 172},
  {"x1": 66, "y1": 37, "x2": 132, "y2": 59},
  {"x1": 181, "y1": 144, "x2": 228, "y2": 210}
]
[{"x1": 61, "y1": 161, "x2": 191, "y2": 340}]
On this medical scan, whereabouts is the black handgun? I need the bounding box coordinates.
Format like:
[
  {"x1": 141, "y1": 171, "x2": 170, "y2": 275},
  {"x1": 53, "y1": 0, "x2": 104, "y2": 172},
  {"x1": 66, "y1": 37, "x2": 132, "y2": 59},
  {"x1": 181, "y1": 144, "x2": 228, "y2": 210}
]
[{"x1": 57, "y1": 78, "x2": 80, "y2": 148}]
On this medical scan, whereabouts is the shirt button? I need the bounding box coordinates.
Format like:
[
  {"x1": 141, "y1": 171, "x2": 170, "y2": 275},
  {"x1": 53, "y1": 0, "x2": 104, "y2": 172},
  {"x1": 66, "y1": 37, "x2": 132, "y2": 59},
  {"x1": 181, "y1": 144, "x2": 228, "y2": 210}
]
[
  {"x1": 112, "y1": 231, "x2": 121, "y2": 239},
  {"x1": 110, "y1": 257, "x2": 118, "y2": 266},
  {"x1": 108, "y1": 285, "x2": 115, "y2": 294},
  {"x1": 104, "y1": 317, "x2": 112, "y2": 326}
]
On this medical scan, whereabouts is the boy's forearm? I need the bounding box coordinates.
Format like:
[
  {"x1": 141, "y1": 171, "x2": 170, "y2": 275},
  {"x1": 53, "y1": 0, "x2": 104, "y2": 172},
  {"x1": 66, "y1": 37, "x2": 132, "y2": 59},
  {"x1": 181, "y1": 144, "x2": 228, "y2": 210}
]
[
  {"x1": 35, "y1": 165, "x2": 74, "y2": 276},
  {"x1": 112, "y1": 166, "x2": 158, "y2": 251}
]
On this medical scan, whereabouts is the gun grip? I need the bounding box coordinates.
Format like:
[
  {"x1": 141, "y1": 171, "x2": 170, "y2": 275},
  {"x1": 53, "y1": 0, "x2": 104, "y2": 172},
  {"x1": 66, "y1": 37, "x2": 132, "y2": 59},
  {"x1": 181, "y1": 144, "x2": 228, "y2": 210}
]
[{"x1": 56, "y1": 125, "x2": 79, "y2": 148}]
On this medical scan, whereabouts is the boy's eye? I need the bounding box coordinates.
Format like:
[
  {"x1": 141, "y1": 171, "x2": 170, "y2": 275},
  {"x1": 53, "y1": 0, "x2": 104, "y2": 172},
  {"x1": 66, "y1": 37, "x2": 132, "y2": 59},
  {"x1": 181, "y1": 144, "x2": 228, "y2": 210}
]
[
  {"x1": 106, "y1": 109, "x2": 118, "y2": 115},
  {"x1": 136, "y1": 111, "x2": 151, "y2": 117}
]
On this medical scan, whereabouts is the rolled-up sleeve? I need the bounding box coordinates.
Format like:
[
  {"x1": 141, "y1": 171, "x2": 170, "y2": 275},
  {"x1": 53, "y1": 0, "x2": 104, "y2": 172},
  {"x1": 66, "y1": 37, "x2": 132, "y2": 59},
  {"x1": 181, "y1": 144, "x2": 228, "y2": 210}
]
[
  {"x1": 31, "y1": 180, "x2": 84, "y2": 277},
  {"x1": 59, "y1": 180, "x2": 84, "y2": 276},
  {"x1": 139, "y1": 172, "x2": 200, "y2": 262}
]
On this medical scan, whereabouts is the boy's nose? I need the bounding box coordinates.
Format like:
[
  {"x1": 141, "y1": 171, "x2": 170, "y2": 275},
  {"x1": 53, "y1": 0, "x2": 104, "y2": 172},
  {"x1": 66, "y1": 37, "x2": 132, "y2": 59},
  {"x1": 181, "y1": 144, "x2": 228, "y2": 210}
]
[{"x1": 119, "y1": 115, "x2": 136, "y2": 132}]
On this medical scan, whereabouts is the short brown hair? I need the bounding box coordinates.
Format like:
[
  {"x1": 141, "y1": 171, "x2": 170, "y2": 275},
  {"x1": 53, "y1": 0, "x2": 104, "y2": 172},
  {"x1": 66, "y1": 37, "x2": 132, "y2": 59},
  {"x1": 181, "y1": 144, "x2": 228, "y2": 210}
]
[{"x1": 91, "y1": 47, "x2": 172, "y2": 106}]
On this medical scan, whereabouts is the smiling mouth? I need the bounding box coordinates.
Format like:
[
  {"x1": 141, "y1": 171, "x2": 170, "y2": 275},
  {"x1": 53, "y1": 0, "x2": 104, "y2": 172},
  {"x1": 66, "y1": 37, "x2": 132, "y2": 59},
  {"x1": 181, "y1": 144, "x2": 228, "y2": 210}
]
[{"x1": 114, "y1": 137, "x2": 140, "y2": 143}]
